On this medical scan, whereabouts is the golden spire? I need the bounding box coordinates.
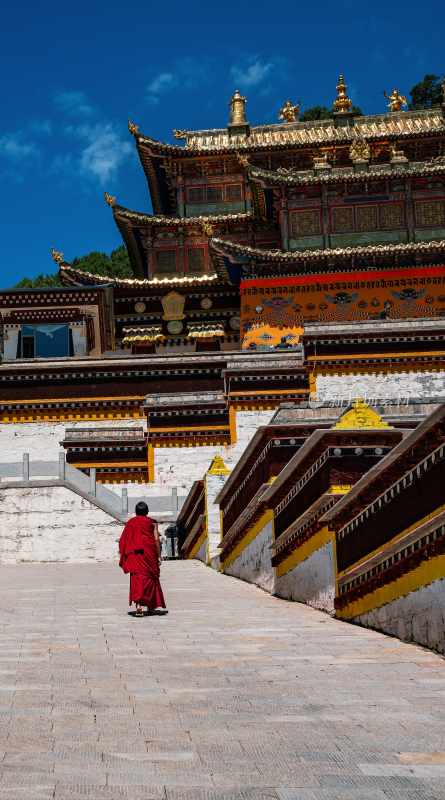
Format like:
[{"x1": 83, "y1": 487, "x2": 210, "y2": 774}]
[
  {"x1": 279, "y1": 100, "x2": 300, "y2": 123},
  {"x1": 384, "y1": 89, "x2": 407, "y2": 112},
  {"x1": 333, "y1": 74, "x2": 353, "y2": 114},
  {"x1": 104, "y1": 192, "x2": 116, "y2": 207},
  {"x1": 128, "y1": 120, "x2": 139, "y2": 136},
  {"x1": 229, "y1": 89, "x2": 247, "y2": 126},
  {"x1": 51, "y1": 248, "x2": 64, "y2": 265}
]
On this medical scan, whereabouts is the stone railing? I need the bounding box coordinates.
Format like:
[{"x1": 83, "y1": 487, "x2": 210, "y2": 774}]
[{"x1": 0, "y1": 454, "x2": 185, "y2": 524}]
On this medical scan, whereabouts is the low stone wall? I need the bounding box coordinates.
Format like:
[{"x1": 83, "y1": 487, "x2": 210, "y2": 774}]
[
  {"x1": 222, "y1": 514, "x2": 275, "y2": 594},
  {"x1": 274, "y1": 535, "x2": 336, "y2": 614},
  {"x1": 0, "y1": 485, "x2": 121, "y2": 564},
  {"x1": 352, "y1": 578, "x2": 445, "y2": 654}
]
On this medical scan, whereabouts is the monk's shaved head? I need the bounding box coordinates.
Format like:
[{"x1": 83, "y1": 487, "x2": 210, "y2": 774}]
[{"x1": 135, "y1": 501, "x2": 149, "y2": 516}]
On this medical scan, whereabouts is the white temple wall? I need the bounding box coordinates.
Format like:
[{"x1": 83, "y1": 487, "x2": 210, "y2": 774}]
[
  {"x1": 352, "y1": 578, "x2": 445, "y2": 655},
  {"x1": 275, "y1": 540, "x2": 336, "y2": 614},
  {"x1": 223, "y1": 519, "x2": 275, "y2": 593},
  {"x1": 315, "y1": 371, "x2": 445, "y2": 403},
  {"x1": 0, "y1": 485, "x2": 121, "y2": 564},
  {"x1": 0, "y1": 409, "x2": 273, "y2": 500}
]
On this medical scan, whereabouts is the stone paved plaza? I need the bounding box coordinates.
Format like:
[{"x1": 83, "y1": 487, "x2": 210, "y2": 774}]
[{"x1": 1, "y1": 561, "x2": 445, "y2": 800}]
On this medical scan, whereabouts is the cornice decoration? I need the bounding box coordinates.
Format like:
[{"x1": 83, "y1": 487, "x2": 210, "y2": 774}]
[{"x1": 333, "y1": 398, "x2": 391, "y2": 430}]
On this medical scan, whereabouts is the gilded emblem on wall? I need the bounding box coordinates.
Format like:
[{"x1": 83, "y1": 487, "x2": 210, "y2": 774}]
[
  {"x1": 349, "y1": 136, "x2": 370, "y2": 162},
  {"x1": 161, "y1": 291, "x2": 186, "y2": 321}
]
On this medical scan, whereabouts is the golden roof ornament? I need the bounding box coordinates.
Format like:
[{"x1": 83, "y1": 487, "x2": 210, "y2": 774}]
[
  {"x1": 349, "y1": 135, "x2": 371, "y2": 162},
  {"x1": 313, "y1": 152, "x2": 331, "y2": 169},
  {"x1": 384, "y1": 89, "x2": 407, "y2": 112},
  {"x1": 229, "y1": 89, "x2": 247, "y2": 126},
  {"x1": 104, "y1": 192, "x2": 116, "y2": 207},
  {"x1": 334, "y1": 398, "x2": 390, "y2": 429},
  {"x1": 201, "y1": 220, "x2": 214, "y2": 237},
  {"x1": 128, "y1": 120, "x2": 139, "y2": 136},
  {"x1": 51, "y1": 248, "x2": 64, "y2": 265},
  {"x1": 279, "y1": 100, "x2": 300, "y2": 123},
  {"x1": 207, "y1": 455, "x2": 230, "y2": 475},
  {"x1": 161, "y1": 291, "x2": 185, "y2": 321},
  {"x1": 173, "y1": 129, "x2": 187, "y2": 139},
  {"x1": 236, "y1": 153, "x2": 250, "y2": 168},
  {"x1": 333, "y1": 74, "x2": 353, "y2": 114}
]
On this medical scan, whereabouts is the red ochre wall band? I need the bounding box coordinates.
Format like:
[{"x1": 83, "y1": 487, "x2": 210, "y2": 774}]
[{"x1": 240, "y1": 265, "x2": 445, "y2": 348}]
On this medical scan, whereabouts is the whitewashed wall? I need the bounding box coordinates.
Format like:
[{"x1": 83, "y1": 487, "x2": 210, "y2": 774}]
[
  {"x1": 353, "y1": 578, "x2": 445, "y2": 655},
  {"x1": 224, "y1": 518, "x2": 275, "y2": 593},
  {"x1": 0, "y1": 410, "x2": 273, "y2": 498},
  {"x1": 315, "y1": 371, "x2": 445, "y2": 403},
  {"x1": 0, "y1": 485, "x2": 121, "y2": 564},
  {"x1": 275, "y1": 540, "x2": 336, "y2": 614}
]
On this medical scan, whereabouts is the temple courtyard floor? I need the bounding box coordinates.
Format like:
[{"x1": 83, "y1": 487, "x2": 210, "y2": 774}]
[{"x1": 1, "y1": 561, "x2": 445, "y2": 800}]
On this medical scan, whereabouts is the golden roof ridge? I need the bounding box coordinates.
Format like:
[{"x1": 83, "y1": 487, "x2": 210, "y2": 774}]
[
  {"x1": 112, "y1": 205, "x2": 253, "y2": 226},
  {"x1": 59, "y1": 263, "x2": 221, "y2": 288},
  {"x1": 210, "y1": 236, "x2": 445, "y2": 263}
]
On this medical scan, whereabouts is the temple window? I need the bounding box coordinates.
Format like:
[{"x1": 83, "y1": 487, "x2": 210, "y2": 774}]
[
  {"x1": 156, "y1": 250, "x2": 177, "y2": 274},
  {"x1": 414, "y1": 199, "x2": 445, "y2": 228},
  {"x1": 187, "y1": 248, "x2": 206, "y2": 274},
  {"x1": 186, "y1": 183, "x2": 243, "y2": 204},
  {"x1": 16, "y1": 323, "x2": 74, "y2": 359},
  {"x1": 290, "y1": 209, "x2": 322, "y2": 237},
  {"x1": 380, "y1": 203, "x2": 405, "y2": 229}
]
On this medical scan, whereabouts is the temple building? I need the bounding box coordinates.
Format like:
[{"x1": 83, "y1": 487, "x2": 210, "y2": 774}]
[{"x1": 1, "y1": 75, "x2": 445, "y2": 488}]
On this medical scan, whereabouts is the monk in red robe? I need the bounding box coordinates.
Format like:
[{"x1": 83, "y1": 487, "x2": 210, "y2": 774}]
[{"x1": 119, "y1": 501, "x2": 166, "y2": 617}]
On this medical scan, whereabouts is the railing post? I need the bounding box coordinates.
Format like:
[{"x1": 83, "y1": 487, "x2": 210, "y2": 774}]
[
  {"x1": 22, "y1": 453, "x2": 30, "y2": 482},
  {"x1": 121, "y1": 488, "x2": 128, "y2": 514},
  {"x1": 171, "y1": 487, "x2": 178, "y2": 516},
  {"x1": 58, "y1": 452, "x2": 66, "y2": 481},
  {"x1": 89, "y1": 468, "x2": 97, "y2": 497}
]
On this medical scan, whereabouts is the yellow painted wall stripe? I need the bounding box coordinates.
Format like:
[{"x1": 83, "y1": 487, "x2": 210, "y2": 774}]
[
  {"x1": 276, "y1": 526, "x2": 333, "y2": 578},
  {"x1": 187, "y1": 528, "x2": 207, "y2": 560},
  {"x1": 221, "y1": 510, "x2": 274, "y2": 571},
  {"x1": 337, "y1": 554, "x2": 445, "y2": 619},
  {"x1": 338, "y1": 502, "x2": 445, "y2": 579}
]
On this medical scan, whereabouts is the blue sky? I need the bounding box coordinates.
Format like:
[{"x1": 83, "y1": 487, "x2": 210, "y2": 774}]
[{"x1": 0, "y1": 0, "x2": 443, "y2": 287}]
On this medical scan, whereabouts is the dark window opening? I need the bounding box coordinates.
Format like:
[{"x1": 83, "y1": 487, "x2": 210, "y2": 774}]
[
  {"x1": 156, "y1": 250, "x2": 177, "y2": 274},
  {"x1": 22, "y1": 335, "x2": 35, "y2": 359},
  {"x1": 188, "y1": 248, "x2": 206, "y2": 273}
]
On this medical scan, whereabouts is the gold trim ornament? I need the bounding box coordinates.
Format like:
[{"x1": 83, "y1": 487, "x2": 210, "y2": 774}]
[
  {"x1": 333, "y1": 74, "x2": 353, "y2": 114},
  {"x1": 207, "y1": 455, "x2": 230, "y2": 475},
  {"x1": 349, "y1": 135, "x2": 371, "y2": 162},
  {"x1": 334, "y1": 398, "x2": 391, "y2": 429},
  {"x1": 384, "y1": 89, "x2": 407, "y2": 112},
  {"x1": 279, "y1": 100, "x2": 300, "y2": 123},
  {"x1": 104, "y1": 192, "x2": 116, "y2": 207},
  {"x1": 161, "y1": 291, "x2": 186, "y2": 321},
  {"x1": 229, "y1": 90, "x2": 247, "y2": 126},
  {"x1": 128, "y1": 120, "x2": 139, "y2": 136},
  {"x1": 51, "y1": 248, "x2": 64, "y2": 264}
]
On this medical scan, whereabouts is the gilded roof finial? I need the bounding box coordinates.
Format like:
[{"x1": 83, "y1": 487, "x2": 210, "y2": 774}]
[
  {"x1": 229, "y1": 89, "x2": 247, "y2": 126},
  {"x1": 236, "y1": 153, "x2": 250, "y2": 168},
  {"x1": 201, "y1": 220, "x2": 214, "y2": 237},
  {"x1": 173, "y1": 129, "x2": 187, "y2": 139},
  {"x1": 51, "y1": 248, "x2": 64, "y2": 265},
  {"x1": 278, "y1": 100, "x2": 300, "y2": 123},
  {"x1": 384, "y1": 89, "x2": 407, "y2": 112},
  {"x1": 104, "y1": 192, "x2": 116, "y2": 207},
  {"x1": 333, "y1": 74, "x2": 353, "y2": 114},
  {"x1": 128, "y1": 120, "x2": 139, "y2": 136}
]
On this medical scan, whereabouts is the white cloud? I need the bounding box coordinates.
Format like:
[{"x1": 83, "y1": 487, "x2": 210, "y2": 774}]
[
  {"x1": 230, "y1": 59, "x2": 274, "y2": 88},
  {"x1": 54, "y1": 90, "x2": 95, "y2": 117},
  {"x1": 0, "y1": 133, "x2": 38, "y2": 160},
  {"x1": 61, "y1": 123, "x2": 132, "y2": 185},
  {"x1": 147, "y1": 72, "x2": 176, "y2": 95}
]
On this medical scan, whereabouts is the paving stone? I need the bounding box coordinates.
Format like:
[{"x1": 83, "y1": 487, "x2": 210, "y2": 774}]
[{"x1": 1, "y1": 561, "x2": 445, "y2": 799}]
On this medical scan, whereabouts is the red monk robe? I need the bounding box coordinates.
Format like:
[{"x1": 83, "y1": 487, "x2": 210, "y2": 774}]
[{"x1": 119, "y1": 515, "x2": 166, "y2": 611}]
